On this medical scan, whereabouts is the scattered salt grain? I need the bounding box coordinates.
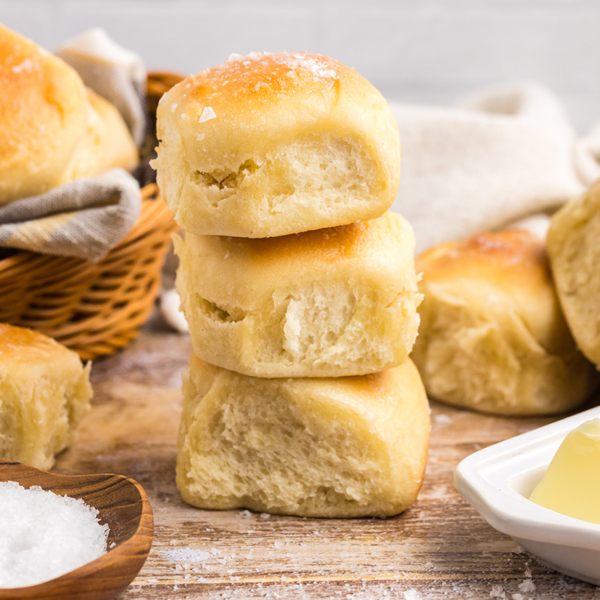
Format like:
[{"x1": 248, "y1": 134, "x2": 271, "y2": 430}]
[
  {"x1": 171, "y1": 103, "x2": 178, "y2": 112},
  {"x1": 490, "y1": 585, "x2": 506, "y2": 599},
  {"x1": 434, "y1": 414, "x2": 453, "y2": 425},
  {"x1": 197, "y1": 133, "x2": 206, "y2": 141},
  {"x1": 0, "y1": 481, "x2": 108, "y2": 588},
  {"x1": 158, "y1": 548, "x2": 212, "y2": 563},
  {"x1": 199, "y1": 107, "x2": 216, "y2": 123},
  {"x1": 518, "y1": 579, "x2": 536, "y2": 593},
  {"x1": 260, "y1": 513, "x2": 271, "y2": 519},
  {"x1": 403, "y1": 590, "x2": 422, "y2": 600},
  {"x1": 12, "y1": 58, "x2": 33, "y2": 73}
]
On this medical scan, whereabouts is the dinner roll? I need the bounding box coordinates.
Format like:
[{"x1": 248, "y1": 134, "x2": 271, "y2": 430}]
[
  {"x1": 0, "y1": 24, "x2": 138, "y2": 206},
  {"x1": 85, "y1": 89, "x2": 139, "y2": 177},
  {"x1": 0, "y1": 324, "x2": 93, "y2": 469},
  {"x1": 412, "y1": 230, "x2": 597, "y2": 416},
  {"x1": 547, "y1": 179, "x2": 600, "y2": 368},
  {"x1": 175, "y1": 211, "x2": 421, "y2": 378},
  {"x1": 177, "y1": 355, "x2": 430, "y2": 518},
  {"x1": 154, "y1": 51, "x2": 400, "y2": 237}
]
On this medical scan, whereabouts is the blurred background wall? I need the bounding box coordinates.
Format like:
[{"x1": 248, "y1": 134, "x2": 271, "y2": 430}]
[{"x1": 1, "y1": 0, "x2": 598, "y2": 131}]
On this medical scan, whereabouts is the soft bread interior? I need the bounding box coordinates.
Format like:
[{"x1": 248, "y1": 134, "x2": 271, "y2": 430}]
[
  {"x1": 0, "y1": 361, "x2": 91, "y2": 470},
  {"x1": 548, "y1": 194, "x2": 600, "y2": 366},
  {"x1": 413, "y1": 279, "x2": 597, "y2": 415},
  {"x1": 191, "y1": 135, "x2": 378, "y2": 216},
  {"x1": 185, "y1": 281, "x2": 418, "y2": 376}
]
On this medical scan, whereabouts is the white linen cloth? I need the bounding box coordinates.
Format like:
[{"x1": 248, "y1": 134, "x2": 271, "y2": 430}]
[
  {"x1": 390, "y1": 81, "x2": 600, "y2": 253},
  {"x1": 57, "y1": 28, "x2": 147, "y2": 147}
]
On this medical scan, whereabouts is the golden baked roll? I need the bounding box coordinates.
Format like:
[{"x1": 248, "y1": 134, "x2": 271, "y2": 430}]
[
  {"x1": 177, "y1": 355, "x2": 430, "y2": 518},
  {"x1": 0, "y1": 323, "x2": 93, "y2": 469},
  {"x1": 412, "y1": 230, "x2": 597, "y2": 416},
  {"x1": 85, "y1": 89, "x2": 139, "y2": 177},
  {"x1": 547, "y1": 179, "x2": 600, "y2": 368},
  {"x1": 154, "y1": 51, "x2": 400, "y2": 238},
  {"x1": 174, "y1": 211, "x2": 421, "y2": 378},
  {"x1": 0, "y1": 24, "x2": 138, "y2": 206}
]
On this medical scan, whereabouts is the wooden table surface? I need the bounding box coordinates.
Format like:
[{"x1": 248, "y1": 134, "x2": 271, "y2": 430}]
[{"x1": 55, "y1": 318, "x2": 600, "y2": 600}]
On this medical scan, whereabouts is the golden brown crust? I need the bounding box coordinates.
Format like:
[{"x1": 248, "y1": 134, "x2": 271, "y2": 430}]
[
  {"x1": 0, "y1": 323, "x2": 75, "y2": 364},
  {"x1": 417, "y1": 229, "x2": 552, "y2": 292},
  {"x1": 167, "y1": 52, "x2": 345, "y2": 116}
]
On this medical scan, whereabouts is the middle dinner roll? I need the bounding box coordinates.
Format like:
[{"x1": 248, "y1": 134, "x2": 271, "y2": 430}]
[
  {"x1": 174, "y1": 211, "x2": 421, "y2": 378},
  {"x1": 154, "y1": 52, "x2": 400, "y2": 238},
  {"x1": 412, "y1": 229, "x2": 597, "y2": 416},
  {"x1": 177, "y1": 355, "x2": 430, "y2": 518}
]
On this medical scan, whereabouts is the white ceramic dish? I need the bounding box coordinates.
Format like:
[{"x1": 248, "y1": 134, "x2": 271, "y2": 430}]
[{"x1": 455, "y1": 404, "x2": 600, "y2": 585}]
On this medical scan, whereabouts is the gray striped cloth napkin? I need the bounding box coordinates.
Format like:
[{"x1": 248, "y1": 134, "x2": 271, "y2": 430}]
[{"x1": 0, "y1": 170, "x2": 141, "y2": 262}]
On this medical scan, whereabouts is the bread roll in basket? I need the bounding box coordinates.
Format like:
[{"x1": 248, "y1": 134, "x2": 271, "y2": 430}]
[{"x1": 0, "y1": 72, "x2": 182, "y2": 360}]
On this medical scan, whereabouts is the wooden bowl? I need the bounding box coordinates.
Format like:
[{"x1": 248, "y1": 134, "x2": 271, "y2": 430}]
[{"x1": 0, "y1": 460, "x2": 154, "y2": 600}]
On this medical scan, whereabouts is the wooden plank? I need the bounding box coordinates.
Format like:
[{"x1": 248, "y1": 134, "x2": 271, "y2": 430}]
[{"x1": 55, "y1": 323, "x2": 600, "y2": 599}]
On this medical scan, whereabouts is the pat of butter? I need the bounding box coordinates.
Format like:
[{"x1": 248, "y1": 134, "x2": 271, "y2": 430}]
[{"x1": 529, "y1": 418, "x2": 600, "y2": 525}]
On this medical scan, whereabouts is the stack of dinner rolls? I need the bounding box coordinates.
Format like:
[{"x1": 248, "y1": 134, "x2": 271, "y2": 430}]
[
  {"x1": 0, "y1": 24, "x2": 138, "y2": 205},
  {"x1": 154, "y1": 52, "x2": 430, "y2": 518}
]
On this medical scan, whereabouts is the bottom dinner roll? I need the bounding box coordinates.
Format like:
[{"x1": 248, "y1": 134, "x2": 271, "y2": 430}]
[
  {"x1": 176, "y1": 355, "x2": 430, "y2": 518},
  {"x1": 0, "y1": 323, "x2": 92, "y2": 469},
  {"x1": 547, "y1": 179, "x2": 600, "y2": 368},
  {"x1": 412, "y1": 229, "x2": 598, "y2": 416}
]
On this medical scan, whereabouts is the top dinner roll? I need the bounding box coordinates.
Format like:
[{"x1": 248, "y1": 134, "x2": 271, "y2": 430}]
[
  {"x1": 0, "y1": 24, "x2": 138, "y2": 206},
  {"x1": 153, "y1": 52, "x2": 401, "y2": 238}
]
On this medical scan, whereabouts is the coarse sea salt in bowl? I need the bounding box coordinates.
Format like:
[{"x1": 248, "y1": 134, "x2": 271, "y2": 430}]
[{"x1": 0, "y1": 460, "x2": 153, "y2": 600}]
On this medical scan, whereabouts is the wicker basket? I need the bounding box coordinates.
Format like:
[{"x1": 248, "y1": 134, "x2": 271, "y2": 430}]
[{"x1": 0, "y1": 72, "x2": 183, "y2": 360}]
